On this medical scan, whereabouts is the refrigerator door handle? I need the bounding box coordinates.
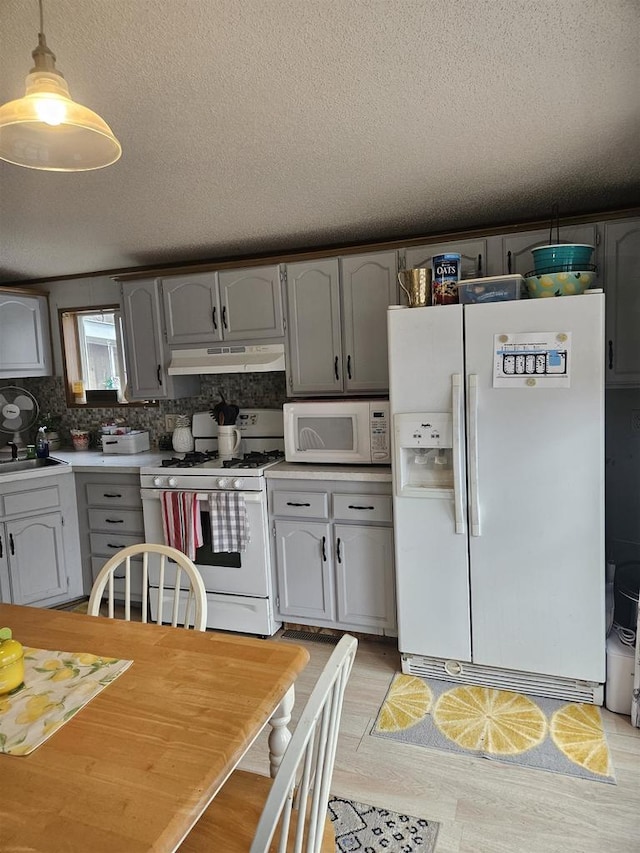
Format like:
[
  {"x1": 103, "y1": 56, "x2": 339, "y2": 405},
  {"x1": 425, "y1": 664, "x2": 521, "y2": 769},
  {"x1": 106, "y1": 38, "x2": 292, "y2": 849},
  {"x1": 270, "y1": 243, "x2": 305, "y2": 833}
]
[
  {"x1": 468, "y1": 373, "x2": 481, "y2": 536},
  {"x1": 451, "y1": 373, "x2": 466, "y2": 535}
]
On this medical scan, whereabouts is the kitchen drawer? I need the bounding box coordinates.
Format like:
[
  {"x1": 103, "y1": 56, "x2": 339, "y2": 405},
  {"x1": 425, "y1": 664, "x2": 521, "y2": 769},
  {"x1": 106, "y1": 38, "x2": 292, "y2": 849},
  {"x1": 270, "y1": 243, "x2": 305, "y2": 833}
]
[
  {"x1": 86, "y1": 483, "x2": 142, "y2": 509},
  {"x1": 2, "y1": 484, "x2": 60, "y2": 517},
  {"x1": 88, "y1": 508, "x2": 144, "y2": 534},
  {"x1": 149, "y1": 589, "x2": 273, "y2": 635},
  {"x1": 91, "y1": 556, "x2": 143, "y2": 600},
  {"x1": 272, "y1": 490, "x2": 329, "y2": 519},
  {"x1": 333, "y1": 493, "x2": 393, "y2": 523},
  {"x1": 90, "y1": 531, "x2": 145, "y2": 556}
]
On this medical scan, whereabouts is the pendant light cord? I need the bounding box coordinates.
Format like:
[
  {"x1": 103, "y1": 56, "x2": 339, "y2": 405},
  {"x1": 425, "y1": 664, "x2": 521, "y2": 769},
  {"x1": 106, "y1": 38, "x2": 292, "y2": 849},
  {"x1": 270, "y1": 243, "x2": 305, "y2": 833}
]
[{"x1": 39, "y1": 0, "x2": 44, "y2": 35}]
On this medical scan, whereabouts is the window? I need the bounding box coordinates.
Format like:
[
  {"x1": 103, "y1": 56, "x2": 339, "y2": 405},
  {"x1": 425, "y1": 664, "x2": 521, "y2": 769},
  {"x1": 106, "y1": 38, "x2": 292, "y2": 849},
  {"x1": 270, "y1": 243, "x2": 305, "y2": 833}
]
[{"x1": 60, "y1": 305, "x2": 151, "y2": 407}]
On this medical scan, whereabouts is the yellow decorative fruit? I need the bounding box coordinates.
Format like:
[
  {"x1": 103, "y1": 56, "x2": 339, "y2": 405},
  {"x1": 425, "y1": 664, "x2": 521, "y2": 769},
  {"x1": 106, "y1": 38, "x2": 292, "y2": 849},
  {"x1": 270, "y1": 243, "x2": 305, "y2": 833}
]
[
  {"x1": 550, "y1": 704, "x2": 611, "y2": 776},
  {"x1": 15, "y1": 693, "x2": 60, "y2": 725},
  {"x1": 433, "y1": 685, "x2": 547, "y2": 755},
  {"x1": 50, "y1": 666, "x2": 77, "y2": 682},
  {"x1": 376, "y1": 674, "x2": 432, "y2": 732}
]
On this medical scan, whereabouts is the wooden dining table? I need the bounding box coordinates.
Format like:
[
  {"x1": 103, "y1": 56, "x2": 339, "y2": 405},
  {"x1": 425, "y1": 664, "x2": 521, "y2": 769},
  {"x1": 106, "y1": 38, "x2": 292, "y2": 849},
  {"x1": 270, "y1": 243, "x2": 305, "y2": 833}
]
[{"x1": 0, "y1": 603, "x2": 309, "y2": 852}]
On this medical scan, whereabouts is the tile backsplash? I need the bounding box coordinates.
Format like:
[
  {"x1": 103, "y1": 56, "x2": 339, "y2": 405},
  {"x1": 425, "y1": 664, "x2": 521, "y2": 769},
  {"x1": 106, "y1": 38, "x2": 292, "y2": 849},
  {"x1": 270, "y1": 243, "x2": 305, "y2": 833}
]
[{"x1": 6, "y1": 373, "x2": 287, "y2": 449}]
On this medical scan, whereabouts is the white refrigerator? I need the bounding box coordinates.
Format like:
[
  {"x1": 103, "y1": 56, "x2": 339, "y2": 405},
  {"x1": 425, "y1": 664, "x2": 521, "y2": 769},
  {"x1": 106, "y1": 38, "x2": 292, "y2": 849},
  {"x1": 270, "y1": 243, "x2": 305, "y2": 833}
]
[{"x1": 387, "y1": 293, "x2": 605, "y2": 701}]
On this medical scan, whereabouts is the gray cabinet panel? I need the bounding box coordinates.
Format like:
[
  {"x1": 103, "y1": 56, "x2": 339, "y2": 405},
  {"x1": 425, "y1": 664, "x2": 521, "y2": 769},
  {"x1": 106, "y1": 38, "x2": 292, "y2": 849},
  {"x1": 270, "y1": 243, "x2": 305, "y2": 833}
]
[
  {"x1": 0, "y1": 291, "x2": 52, "y2": 378},
  {"x1": 162, "y1": 274, "x2": 221, "y2": 346},
  {"x1": 7, "y1": 511, "x2": 67, "y2": 605},
  {"x1": 121, "y1": 280, "x2": 166, "y2": 399},
  {"x1": 334, "y1": 524, "x2": 396, "y2": 630},
  {"x1": 285, "y1": 259, "x2": 343, "y2": 394},
  {"x1": 274, "y1": 520, "x2": 334, "y2": 620},
  {"x1": 340, "y1": 251, "x2": 397, "y2": 392},
  {"x1": 604, "y1": 219, "x2": 640, "y2": 387},
  {"x1": 219, "y1": 265, "x2": 284, "y2": 341}
]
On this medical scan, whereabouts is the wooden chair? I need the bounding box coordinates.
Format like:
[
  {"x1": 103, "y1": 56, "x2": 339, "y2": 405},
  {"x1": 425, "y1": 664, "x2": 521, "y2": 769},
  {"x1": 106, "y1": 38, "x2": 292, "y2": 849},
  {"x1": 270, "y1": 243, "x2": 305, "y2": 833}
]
[
  {"x1": 180, "y1": 634, "x2": 358, "y2": 853},
  {"x1": 87, "y1": 542, "x2": 208, "y2": 631}
]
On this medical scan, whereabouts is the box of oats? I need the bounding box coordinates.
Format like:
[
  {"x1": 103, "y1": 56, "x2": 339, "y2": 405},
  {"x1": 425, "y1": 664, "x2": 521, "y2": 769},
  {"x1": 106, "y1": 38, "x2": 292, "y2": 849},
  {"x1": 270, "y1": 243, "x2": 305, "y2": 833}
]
[{"x1": 432, "y1": 253, "x2": 461, "y2": 305}]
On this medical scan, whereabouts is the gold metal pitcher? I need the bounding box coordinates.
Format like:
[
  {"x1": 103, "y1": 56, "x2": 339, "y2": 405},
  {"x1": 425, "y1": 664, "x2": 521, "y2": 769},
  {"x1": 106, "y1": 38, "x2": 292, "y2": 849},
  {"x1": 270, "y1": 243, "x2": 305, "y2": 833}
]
[{"x1": 397, "y1": 267, "x2": 431, "y2": 308}]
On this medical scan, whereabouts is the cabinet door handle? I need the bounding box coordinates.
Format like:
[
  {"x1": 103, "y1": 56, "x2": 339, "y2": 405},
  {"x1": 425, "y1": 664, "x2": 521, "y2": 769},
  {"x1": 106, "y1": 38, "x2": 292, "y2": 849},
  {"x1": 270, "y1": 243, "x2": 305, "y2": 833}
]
[
  {"x1": 507, "y1": 251, "x2": 512, "y2": 274},
  {"x1": 608, "y1": 340, "x2": 613, "y2": 370},
  {"x1": 9, "y1": 534, "x2": 14, "y2": 556},
  {"x1": 103, "y1": 493, "x2": 122, "y2": 498},
  {"x1": 286, "y1": 501, "x2": 311, "y2": 507},
  {"x1": 105, "y1": 519, "x2": 124, "y2": 524},
  {"x1": 347, "y1": 504, "x2": 374, "y2": 511},
  {"x1": 347, "y1": 355, "x2": 352, "y2": 380},
  {"x1": 321, "y1": 536, "x2": 326, "y2": 562},
  {"x1": 334, "y1": 356, "x2": 339, "y2": 381},
  {"x1": 107, "y1": 543, "x2": 126, "y2": 549},
  {"x1": 477, "y1": 253, "x2": 483, "y2": 276},
  {"x1": 222, "y1": 306, "x2": 228, "y2": 330},
  {"x1": 212, "y1": 307, "x2": 217, "y2": 330},
  {"x1": 336, "y1": 537, "x2": 342, "y2": 563},
  {"x1": 156, "y1": 365, "x2": 162, "y2": 385},
  {"x1": 0, "y1": 535, "x2": 3, "y2": 558}
]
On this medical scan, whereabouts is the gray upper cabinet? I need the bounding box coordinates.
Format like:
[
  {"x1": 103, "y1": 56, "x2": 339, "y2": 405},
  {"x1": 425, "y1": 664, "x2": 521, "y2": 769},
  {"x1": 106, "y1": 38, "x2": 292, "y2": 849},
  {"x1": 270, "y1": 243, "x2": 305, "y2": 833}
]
[
  {"x1": 0, "y1": 290, "x2": 52, "y2": 378},
  {"x1": 285, "y1": 251, "x2": 397, "y2": 396},
  {"x1": 604, "y1": 218, "x2": 640, "y2": 387},
  {"x1": 402, "y1": 237, "x2": 489, "y2": 283},
  {"x1": 499, "y1": 223, "x2": 599, "y2": 276},
  {"x1": 162, "y1": 266, "x2": 284, "y2": 347},
  {"x1": 285, "y1": 258, "x2": 343, "y2": 394},
  {"x1": 120, "y1": 279, "x2": 199, "y2": 400}
]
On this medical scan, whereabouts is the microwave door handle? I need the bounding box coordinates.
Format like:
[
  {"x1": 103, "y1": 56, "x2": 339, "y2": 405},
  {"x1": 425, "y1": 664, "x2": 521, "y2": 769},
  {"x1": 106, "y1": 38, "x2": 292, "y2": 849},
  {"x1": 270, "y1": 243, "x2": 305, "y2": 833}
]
[{"x1": 451, "y1": 373, "x2": 466, "y2": 535}]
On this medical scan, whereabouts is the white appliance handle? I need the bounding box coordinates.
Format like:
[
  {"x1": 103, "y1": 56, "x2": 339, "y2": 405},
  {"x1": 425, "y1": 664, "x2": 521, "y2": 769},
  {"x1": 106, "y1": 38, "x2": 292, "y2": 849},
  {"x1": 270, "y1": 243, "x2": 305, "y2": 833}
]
[
  {"x1": 140, "y1": 489, "x2": 263, "y2": 504},
  {"x1": 451, "y1": 374, "x2": 465, "y2": 535},
  {"x1": 468, "y1": 374, "x2": 481, "y2": 536}
]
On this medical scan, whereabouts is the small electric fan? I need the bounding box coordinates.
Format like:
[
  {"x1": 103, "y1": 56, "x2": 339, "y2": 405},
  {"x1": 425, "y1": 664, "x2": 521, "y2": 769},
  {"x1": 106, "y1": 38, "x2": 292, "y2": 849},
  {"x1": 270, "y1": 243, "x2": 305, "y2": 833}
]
[{"x1": 0, "y1": 386, "x2": 40, "y2": 449}]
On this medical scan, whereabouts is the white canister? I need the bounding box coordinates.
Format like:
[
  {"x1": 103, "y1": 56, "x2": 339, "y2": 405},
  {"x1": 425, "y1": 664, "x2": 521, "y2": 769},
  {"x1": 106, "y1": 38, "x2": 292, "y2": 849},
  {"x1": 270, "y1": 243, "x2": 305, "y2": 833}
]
[
  {"x1": 218, "y1": 424, "x2": 241, "y2": 458},
  {"x1": 172, "y1": 416, "x2": 194, "y2": 453}
]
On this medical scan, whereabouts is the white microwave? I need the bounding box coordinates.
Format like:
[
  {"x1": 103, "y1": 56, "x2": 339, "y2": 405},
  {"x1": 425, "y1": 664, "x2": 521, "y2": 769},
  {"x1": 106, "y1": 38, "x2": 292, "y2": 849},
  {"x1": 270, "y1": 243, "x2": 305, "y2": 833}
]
[{"x1": 283, "y1": 400, "x2": 391, "y2": 465}]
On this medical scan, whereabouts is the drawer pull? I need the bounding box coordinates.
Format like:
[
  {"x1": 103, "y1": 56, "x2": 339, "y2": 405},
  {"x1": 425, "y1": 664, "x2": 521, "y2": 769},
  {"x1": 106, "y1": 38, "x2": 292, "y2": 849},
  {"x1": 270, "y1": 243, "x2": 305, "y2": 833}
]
[
  {"x1": 107, "y1": 543, "x2": 126, "y2": 549},
  {"x1": 347, "y1": 504, "x2": 375, "y2": 511},
  {"x1": 103, "y1": 493, "x2": 122, "y2": 498},
  {"x1": 105, "y1": 519, "x2": 124, "y2": 524},
  {"x1": 286, "y1": 501, "x2": 311, "y2": 507}
]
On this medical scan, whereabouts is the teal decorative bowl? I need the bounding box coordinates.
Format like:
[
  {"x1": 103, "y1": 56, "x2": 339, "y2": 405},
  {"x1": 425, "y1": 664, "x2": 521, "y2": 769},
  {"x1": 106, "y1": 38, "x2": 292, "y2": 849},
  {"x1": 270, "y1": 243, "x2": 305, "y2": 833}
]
[
  {"x1": 531, "y1": 244, "x2": 594, "y2": 273},
  {"x1": 524, "y1": 270, "x2": 597, "y2": 298}
]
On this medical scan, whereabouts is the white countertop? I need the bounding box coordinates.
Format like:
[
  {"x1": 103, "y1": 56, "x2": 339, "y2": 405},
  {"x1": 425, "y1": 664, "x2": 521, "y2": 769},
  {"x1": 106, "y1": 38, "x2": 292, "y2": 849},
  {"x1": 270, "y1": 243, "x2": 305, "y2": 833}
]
[
  {"x1": 265, "y1": 462, "x2": 392, "y2": 482},
  {"x1": 50, "y1": 449, "x2": 174, "y2": 473}
]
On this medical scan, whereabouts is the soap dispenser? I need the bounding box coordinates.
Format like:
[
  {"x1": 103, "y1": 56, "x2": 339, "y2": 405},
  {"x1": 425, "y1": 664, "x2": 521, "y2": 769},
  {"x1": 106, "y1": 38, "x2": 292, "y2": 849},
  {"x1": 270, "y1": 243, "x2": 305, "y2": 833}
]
[{"x1": 36, "y1": 426, "x2": 49, "y2": 458}]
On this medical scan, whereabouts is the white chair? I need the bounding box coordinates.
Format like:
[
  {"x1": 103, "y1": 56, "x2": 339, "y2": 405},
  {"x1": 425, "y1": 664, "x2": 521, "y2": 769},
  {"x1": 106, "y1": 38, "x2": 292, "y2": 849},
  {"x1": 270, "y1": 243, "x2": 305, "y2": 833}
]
[
  {"x1": 180, "y1": 633, "x2": 358, "y2": 853},
  {"x1": 87, "y1": 543, "x2": 208, "y2": 631}
]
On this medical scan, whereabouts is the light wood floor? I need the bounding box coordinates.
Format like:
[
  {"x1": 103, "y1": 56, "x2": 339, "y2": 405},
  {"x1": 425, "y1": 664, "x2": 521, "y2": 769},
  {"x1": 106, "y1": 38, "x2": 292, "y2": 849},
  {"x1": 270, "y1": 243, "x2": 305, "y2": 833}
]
[{"x1": 239, "y1": 634, "x2": 640, "y2": 853}]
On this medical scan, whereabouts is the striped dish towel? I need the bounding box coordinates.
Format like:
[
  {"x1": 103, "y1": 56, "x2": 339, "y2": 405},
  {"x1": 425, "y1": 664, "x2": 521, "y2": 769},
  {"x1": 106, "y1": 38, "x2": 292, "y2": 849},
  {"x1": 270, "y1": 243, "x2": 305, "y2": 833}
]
[
  {"x1": 160, "y1": 491, "x2": 203, "y2": 560},
  {"x1": 208, "y1": 492, "x2": 250, "y2": 553}
]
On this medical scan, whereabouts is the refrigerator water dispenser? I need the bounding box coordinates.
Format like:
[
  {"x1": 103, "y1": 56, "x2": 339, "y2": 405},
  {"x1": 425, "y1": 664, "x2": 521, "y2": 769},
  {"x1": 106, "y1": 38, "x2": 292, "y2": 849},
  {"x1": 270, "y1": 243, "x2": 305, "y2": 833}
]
[{"x1": 394, "y1": 413, "x2": 454, "y2": 497}]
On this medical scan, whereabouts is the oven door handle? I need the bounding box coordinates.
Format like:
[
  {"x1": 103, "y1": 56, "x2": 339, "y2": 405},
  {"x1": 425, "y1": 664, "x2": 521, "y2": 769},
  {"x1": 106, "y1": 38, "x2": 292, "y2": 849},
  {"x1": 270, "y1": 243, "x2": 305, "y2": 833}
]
[{"x1": 140, "y1": 489, "x2": 264, "y2": 503}]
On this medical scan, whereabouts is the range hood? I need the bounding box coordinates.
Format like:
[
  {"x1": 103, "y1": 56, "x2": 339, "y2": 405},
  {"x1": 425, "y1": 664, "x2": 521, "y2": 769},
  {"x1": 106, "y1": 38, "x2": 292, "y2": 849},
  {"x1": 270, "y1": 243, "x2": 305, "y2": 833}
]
[{"x1": 168, "y1": 344, "x2": 285, "y2": 375}]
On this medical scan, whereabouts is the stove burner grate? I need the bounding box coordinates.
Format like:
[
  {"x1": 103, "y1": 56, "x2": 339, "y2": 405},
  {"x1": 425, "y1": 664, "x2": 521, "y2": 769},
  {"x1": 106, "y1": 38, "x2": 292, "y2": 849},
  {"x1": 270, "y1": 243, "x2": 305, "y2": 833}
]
[
  {"x1": 161, "y1": 450, "x2": 219, "y2": 468},
  {"x1": 222, "y1": 449, "x2": 285, "y2": 469}
]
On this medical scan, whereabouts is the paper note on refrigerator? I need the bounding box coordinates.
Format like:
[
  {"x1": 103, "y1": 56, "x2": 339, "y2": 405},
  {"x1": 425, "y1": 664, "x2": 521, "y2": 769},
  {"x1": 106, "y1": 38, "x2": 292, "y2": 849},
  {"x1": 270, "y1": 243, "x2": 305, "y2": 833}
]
[{"x1": 493, "y1": 332, "x2": 572, "y2": 388}]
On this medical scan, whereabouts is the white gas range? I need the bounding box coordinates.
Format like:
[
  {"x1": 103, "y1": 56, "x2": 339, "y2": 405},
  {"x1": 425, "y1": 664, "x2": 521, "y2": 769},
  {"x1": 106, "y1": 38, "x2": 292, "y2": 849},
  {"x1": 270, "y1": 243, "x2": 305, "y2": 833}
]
[{"x1": 140, "y1": 409, "x2": 284, "y2": 636}]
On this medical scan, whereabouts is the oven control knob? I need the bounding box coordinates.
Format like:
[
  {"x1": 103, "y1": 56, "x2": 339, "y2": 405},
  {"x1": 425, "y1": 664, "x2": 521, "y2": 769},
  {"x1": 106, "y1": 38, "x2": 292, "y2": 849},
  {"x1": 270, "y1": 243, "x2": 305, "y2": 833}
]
[
  {"x1": 232, "y1": 479, "x2": 243, "y2": 489},
  {"x1": 168, "y1": 477, "x2": 178, "y2": 487},
  {"x1": 153, "y1": 477, "x2": 165, "y2": 487},
  {"x1": 217, "y1": 478, "x2": 230, "y2": 488}
]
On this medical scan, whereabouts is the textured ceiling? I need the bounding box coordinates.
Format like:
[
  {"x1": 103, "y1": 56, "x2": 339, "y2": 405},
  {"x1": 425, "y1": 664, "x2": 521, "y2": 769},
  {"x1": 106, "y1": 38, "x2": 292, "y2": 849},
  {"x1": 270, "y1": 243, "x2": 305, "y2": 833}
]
[{"x1": 0, "y1": 0, "x2": 638, "y2": 283}]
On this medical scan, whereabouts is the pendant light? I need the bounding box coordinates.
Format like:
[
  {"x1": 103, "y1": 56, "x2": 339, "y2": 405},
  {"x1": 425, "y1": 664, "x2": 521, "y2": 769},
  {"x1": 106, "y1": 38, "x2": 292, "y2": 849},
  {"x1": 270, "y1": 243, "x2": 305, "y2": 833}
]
[{"x1": 0, "y1": 0, "x2": 121, "y2": 171}]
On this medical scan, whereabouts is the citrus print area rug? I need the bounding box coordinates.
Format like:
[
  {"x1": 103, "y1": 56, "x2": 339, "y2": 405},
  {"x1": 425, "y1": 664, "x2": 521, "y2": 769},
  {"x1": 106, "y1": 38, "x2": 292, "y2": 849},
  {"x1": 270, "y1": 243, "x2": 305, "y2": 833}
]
[{"x1": 371, "y1": 674, "x2": 615, "y2": 784}]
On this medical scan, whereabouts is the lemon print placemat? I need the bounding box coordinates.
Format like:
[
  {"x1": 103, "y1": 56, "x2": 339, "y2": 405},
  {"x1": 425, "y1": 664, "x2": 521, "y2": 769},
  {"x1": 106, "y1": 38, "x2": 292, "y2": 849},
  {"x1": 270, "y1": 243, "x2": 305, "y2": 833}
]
[
  {"x1": 0, "y1": 647, "x2": 132, "y2": 756},
  {"x1": 372, "y1": 674, "x2": 615, "y2": 784}
]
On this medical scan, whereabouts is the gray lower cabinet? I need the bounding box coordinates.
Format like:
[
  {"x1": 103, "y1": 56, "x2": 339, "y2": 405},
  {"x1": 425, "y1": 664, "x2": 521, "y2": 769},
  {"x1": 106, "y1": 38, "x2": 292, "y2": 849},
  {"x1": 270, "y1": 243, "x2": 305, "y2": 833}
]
[
  {"x1": 0, "y1": 471, "x2": 82, "y2": 606},
  {"x1": 0, "y1": 289, "x2": 52, "y2": 378},
  {"x1": 120, "y1": 279, "x2": 199, "y2": 400},
  {"x1": 75, "y1": 473, "x2": 145, "y2": 600},
  {"x1": 161, "y1": 266, "x2": 284, "y2": 347},
  {"x1": 269, "y1": 479, "x2": 396, "y2": 634},
  {"x1": 285, "y1": 250, "x2": 398, "y2": 396}
]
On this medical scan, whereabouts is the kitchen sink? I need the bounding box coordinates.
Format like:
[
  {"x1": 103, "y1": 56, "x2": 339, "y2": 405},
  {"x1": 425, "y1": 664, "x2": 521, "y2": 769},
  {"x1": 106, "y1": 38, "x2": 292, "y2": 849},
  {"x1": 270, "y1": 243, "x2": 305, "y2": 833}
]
[{"x1": 0, "y1": 457, "x2": 66, "y2": 474}]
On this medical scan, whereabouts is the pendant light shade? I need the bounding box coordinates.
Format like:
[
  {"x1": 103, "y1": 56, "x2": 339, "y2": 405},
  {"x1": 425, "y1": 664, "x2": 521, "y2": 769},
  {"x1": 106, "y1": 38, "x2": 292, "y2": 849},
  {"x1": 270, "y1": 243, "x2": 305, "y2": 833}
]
[{"x1": 0, "y1": 2, "x2": 121, "y2": 172}]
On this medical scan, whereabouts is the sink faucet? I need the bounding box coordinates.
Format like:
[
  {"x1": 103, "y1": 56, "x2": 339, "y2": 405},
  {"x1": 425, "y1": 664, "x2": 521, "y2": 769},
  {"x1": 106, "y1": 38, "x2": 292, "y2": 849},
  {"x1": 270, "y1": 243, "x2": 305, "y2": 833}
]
[{"x1": 7, "y1": 442, "x2": 18, "y2": 460}]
